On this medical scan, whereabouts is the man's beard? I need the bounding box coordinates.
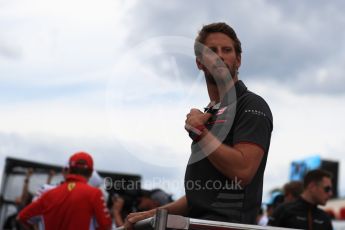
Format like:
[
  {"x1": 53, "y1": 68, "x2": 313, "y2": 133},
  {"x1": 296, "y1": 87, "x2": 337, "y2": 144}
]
[{"x1": 205, "y1": 62, "x2": 237, "y2": 85}]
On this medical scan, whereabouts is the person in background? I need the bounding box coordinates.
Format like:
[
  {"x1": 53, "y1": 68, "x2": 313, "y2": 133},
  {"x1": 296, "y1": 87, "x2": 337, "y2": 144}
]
[
  {"x1": 112, "y1": 189, "x2": 172, "y2": 227},
  {"x1": 33, "y1": 169, "x2": 61, "y2": 202},
  {"x1": 137, "y1": 189, "x2": 172, "y2": 211},
  {"x1": 268, "y1": 169, "x2": 333, "y2": 230},
  {"x1": 283, "y1": 180, "x2": 303, "y2": 203},
  {"x1": 4, "y1": 168, "x2": 34, "y2": 230},
  {"x1": 257, "y1": 191, "x2": 284, "y2": 226},
  {"x1": 17, "y1": 151, "x2": 112, "y2": 230},
  {"x1": 34, "y1": 165, "x2": 104, "y2": 201},
  {"x1": 32, "y1": 167, "x2": 107, "y2": 230}
]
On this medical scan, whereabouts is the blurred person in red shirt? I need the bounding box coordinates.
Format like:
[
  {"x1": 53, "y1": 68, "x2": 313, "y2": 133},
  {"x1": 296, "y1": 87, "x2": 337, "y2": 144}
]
[{"x1": 17, "y1": 151, "x2": 112, "y2": 230}]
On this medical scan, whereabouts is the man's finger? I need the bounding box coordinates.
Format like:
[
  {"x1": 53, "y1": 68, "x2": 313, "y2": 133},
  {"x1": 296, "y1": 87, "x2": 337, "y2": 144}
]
[
  {"x1": 203, "y1": 112, "x2": 212, "y2": 120},
  {"x1": 128, "y1": 211, "x2": 154, "y2": 223},
  {"x1": 190, "y1": 108, "x2": 202, "y2": 114},
  {"x1": 127, "y1": 211, "x2": 146, "y2": 218}
]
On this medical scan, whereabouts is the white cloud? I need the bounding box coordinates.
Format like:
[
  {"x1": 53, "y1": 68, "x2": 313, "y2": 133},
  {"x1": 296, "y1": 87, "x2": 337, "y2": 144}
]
[
  {"x1": 250, "y1": 79, "x2": 345, "y2": 197},
  {"x1": 0, "y1": 0, "x2": 133, "y2": 87}
]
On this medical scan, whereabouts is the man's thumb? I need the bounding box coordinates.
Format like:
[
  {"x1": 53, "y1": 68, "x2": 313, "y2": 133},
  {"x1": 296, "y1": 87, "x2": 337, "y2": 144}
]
[{"x1": 204, "y1": 112, "x2": 212, "y2": 120}]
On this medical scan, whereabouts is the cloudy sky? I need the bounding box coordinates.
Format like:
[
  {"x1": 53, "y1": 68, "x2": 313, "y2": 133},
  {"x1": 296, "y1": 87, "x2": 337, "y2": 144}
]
[{"x1": 1, "y1": 0, "x2": 345, "y2": 200}]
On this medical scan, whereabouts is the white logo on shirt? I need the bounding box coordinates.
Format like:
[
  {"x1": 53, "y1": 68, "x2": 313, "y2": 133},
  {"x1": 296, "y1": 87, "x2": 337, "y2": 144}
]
[{"x1": 245, "y1": 109, "x2": 266, "y2": 117}]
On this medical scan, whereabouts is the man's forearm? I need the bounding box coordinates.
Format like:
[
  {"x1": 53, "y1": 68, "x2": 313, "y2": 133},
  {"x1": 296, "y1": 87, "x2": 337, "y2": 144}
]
[
  {"x1": 125, "y1": 195, "x2": 189, "y2": 228},
  {"x1": 199, "y1": 130, "x2": 263, "y2": 185},
  {"x1": 160, "y1": 195, "x2": 188, "y2": 216}
]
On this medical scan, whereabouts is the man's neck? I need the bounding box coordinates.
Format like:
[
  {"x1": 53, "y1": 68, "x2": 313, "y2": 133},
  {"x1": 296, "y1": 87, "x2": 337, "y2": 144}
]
[
  {"x1": 301, "y1": 192, "x2": 316, "y2": 205},
  {"x1": 206, "y1": 76, "x2": 238, "y2": 103}
]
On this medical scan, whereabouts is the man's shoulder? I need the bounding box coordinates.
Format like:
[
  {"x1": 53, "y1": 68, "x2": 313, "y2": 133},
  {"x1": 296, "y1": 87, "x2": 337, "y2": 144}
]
[
  {"x1": 313, "y1": 207, "x2": 333, "y2": 228},
  {"x1": 50, "y1": 180, "x2": 100, "y2": 194},
  {"x1": 242, "y1": 90, "x2": 270, "y2": 109},
  {"x1": 237, "y1": 91, "x2": 273, "y2": 122},
  {"x1": 275, "y1": 199, "x2": 305, "y2": 213},
  {"x1": 315, "y1": 206, "x2": 332, "y2": 219},
  {"x1": 72, "y1": 181, "x2": 101, "y2": 192},
  {"x1": 269, "y1": 201, "x2": 303, "y2": 224}
]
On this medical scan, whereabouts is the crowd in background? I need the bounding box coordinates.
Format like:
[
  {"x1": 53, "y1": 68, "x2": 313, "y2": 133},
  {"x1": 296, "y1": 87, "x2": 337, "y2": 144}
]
[
  {"x1": 1, "y1": 153, "x2": 340, "y2": 230},
  {"x1": 258, "y1": 169, "x2": 334, "y2": 229},
  {"x1": 2, "y1": 152, "x2": 172, "y2": 230}
]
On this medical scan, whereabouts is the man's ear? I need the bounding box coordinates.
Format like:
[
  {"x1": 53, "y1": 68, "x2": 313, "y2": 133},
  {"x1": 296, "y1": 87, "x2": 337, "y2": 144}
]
[
  {"x1": 196, "y1": 57, "x2": 204, "y2": 70},
  {"x1": 235, "y1": 54, "x2": 242, "y2": 69},
  {"x1": 308, "y1": 181, "x2": 317, "y2": 191}
]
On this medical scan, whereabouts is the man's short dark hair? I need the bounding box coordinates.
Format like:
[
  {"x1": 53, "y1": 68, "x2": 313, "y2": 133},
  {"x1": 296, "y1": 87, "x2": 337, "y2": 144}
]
[
  {"x1": 194, "y1": 22, "x2": 242, "y2": 58},
  {"x1": 140, "y1": 189, "x2": 172, "y2": 206},
  {"x1": 283, "y1": 181, "x2": 303, "y2": 198},
  {"x1": 69, "y1": 167, "x2": 92, "y2": 178},
  {"x1": 303, "y1": 169, "x2": 332, "y2": 189}
]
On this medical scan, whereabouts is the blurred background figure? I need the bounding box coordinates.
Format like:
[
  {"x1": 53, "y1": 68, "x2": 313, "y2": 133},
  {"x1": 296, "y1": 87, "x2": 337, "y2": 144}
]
[
  {"x1": 88, "y1": 170, "x2": 109, "y2": 203},
  {"x1": 257, "y1": 191, "x2": 284, "y2": 226},
  {"x1": 33, "y1": 169, "x2": 59, "y2": 201},
  {"x1": 257, "y1": 180, "x2": 303, "y2": 226},
  {"x1": 112, "y1": 188, "x2": 172, "y2": 227},
  {"x1": 3, "y1": 168, "x2": 34, "y2": 230},
  {"x1": 283, "y1": 180, "x2": 303, "y2": 203},
  {"x1": 88, "y1": 170, "x2": 103, "y2": 188},
  {"x1": 17, "y1": 151, "x2": 112, "y2": 230},
  {"x1": 268, "y1": 169, "x2": 333, "y2": 230},
  {"x1": 137, "y1": 189, "x2": 172, "y2": 211}
]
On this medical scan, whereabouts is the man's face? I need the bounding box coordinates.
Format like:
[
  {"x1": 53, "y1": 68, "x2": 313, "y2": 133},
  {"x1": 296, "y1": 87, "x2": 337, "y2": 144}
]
[
  {"x1": 311, "y1": 177, "x2": 333, "y2": 205},
  {"x1": 197, "y1": 32, "x2": 241, "y2": 83}
]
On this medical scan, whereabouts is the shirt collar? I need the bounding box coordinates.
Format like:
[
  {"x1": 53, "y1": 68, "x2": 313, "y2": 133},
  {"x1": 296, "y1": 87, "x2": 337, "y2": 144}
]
[
  {"x1": 299, "y1": 196, "x2": 317, "y2": 208},
  {"x1": 234, "y1": 80, "x2": 248, "y2": 98},
  {"x1": 66, "y1": 174, "x2": 88, "y2": 183}
]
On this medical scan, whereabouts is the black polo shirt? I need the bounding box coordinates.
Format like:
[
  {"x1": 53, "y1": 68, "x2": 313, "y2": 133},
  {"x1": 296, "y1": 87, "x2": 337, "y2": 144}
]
[
  {"x1": 184, "y1": 80, "x2": 273, "y2": 224},
  {"x1": 268, "y1": 197, "x2": 333, "y2": 230}
]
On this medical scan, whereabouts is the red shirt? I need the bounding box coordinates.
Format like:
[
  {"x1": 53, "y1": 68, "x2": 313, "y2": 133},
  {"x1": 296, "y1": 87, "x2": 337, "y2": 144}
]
[{"x1": 18, "y1": 174, "x2": 112, "y2": 230}]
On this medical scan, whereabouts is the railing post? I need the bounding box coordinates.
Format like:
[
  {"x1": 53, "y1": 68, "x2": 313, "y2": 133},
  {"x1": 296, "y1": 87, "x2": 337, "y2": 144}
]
[{"x1": 154, "y1": 209, "x2": 168, "y2": 230}]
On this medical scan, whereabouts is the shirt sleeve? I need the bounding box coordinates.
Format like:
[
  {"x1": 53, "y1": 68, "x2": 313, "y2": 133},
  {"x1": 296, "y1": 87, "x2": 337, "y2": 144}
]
[
  {"x1": 268, "y1": 205, "x2": 285, "y2": 226},
  {"x1": 323, "y1": 214, "x2": 333, "y2": 230},
  {"x1": 92, "y1": 188, "x2": 112, "y2": 230},
  {"x1": 232, "y1": 97, "x2": 273, "y2": 152},
  {"x1": 17, "y1": 198, "x2": 44, "y2": 226}
]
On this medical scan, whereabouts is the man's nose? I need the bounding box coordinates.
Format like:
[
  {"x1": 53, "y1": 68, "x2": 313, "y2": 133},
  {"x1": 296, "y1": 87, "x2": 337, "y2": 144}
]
[{"x1": 216, "y1": 50, "x2": 225, "y2": 61}]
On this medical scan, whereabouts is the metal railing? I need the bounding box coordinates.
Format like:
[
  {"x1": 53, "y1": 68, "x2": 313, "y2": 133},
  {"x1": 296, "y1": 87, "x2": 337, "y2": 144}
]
[{"x1": 119, "y1": 209, "x2": 300, "y2": 230}]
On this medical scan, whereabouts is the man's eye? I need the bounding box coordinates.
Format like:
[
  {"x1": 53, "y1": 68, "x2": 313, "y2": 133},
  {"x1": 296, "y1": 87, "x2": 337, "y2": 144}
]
[
  {"x1": 211, "y1": 48, "x2": 218, "y2": 53},
  {"x1": 223, "y1": 47, "x2": 232, "y2": 53},
  {"x1": 207, "y1": 48, "x2": 217, "y2": 54},
  {"x1": 204, "y1": 48, "x2": 217, "y2": 55}
]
